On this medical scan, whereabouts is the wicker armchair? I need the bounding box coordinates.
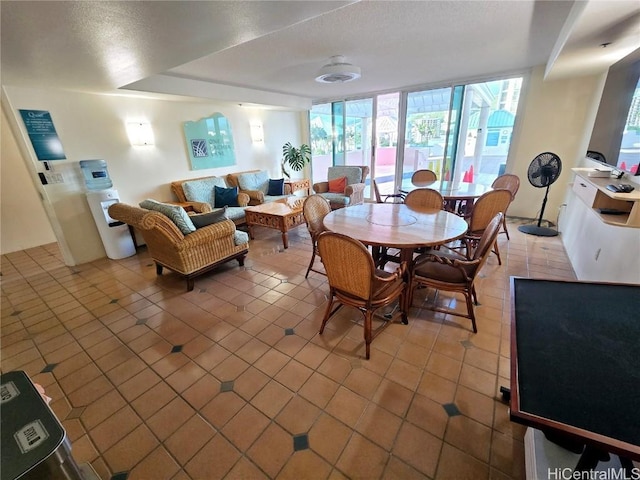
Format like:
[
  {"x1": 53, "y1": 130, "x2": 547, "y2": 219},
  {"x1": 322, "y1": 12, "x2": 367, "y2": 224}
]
[
  {"x1": 108, "y1": 203, "x2": 248, "y2": 291},
  {"x1": 490, "y1": 174, "x2": 520, "y2": 239},
  {"x1": 316, "y1": 231, "x2": 408, "y2": 359},
  {"x1": 411, "y1": 213, "x2": 503, "y2": 333},
  {"x1": 302, "y1": 194, "x2": 331, "y2": 278}
]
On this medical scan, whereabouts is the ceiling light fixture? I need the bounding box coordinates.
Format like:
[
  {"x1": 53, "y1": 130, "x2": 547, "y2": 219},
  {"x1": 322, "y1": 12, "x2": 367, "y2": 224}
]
[{"x1": 315, "y1": 55, "x2": 361, "y2": 84}]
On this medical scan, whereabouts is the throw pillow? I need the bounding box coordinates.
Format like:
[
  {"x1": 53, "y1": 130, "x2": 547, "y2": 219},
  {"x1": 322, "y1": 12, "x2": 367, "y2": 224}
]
[
  {"x1": 328, "y1": 176, "x2": 347, "y2": 193},
  {"x1": 139, "y1": 199, "x2": 195, "y2": 235},
  {"x1": 183, "y1": 177, "x2": 227, "y2": 205},
  {"x1": 267, "y1": 178, "x2": 285, "y2": 196},
  {"x1": 190, "y1": 207, "x2": 227, "y2": 228},
  {"x1": 214, "y1": 186, "x2": 239, "y2": 207},
  {"x1": 238, "y1": 170, "x2": 270, "y2": 194}
]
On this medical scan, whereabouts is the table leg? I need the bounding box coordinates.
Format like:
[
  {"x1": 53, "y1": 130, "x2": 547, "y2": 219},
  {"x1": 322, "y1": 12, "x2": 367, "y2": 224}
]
[
  {"x1": 281, "y1": 231, "x2": 289, "y2": 249},
  {"x1": 247, "y1": 224, "x2": 255, "y2": 240},
  {"x1": 400, "y1": 248, "x2": 416, "y2": 312}
]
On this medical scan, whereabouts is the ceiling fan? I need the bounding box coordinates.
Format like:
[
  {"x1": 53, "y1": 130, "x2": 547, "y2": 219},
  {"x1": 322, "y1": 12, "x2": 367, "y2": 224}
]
[{"x1": 315, "y1": 55, "x2": 361, "y2": 84}]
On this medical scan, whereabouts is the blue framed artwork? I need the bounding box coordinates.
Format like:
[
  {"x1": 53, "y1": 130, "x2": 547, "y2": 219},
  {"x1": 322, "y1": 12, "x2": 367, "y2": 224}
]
[
  {"x1": 19, "y1": 110, "x2": 66, "y2": 160},
  {"x1": 183, "y1": 113, "x2": 236, "y2": 170}
]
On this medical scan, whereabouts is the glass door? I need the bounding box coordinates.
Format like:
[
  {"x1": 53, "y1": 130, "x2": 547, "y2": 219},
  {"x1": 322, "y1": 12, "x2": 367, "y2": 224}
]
[
  {"x1": 401, "y1": 87, "x2": 453, "y2": 190},
  {"x1": 372, "y1": 93, "x2": 400, "y2": 199},
  {"x1": 454, "y1": 77, "x2": 523, "y2": 186}
]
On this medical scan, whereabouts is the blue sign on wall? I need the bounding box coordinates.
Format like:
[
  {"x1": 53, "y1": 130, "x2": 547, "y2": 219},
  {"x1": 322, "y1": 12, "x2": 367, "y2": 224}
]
[
  {"x1": 19, "y1": 110, "x2": 66, "y2": 161},
  {"x1": 183, "y1": 113, "x2": 236, "y2": 170}
]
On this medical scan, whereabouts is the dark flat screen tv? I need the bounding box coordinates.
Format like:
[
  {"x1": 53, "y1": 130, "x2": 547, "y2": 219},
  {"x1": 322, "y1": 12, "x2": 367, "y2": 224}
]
[{"x1": 588, "y1": 47, "x2": 640, "y2": 176}]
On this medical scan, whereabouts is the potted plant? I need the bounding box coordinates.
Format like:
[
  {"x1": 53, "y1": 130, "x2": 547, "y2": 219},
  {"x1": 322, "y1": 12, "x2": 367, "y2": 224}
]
[{"x1": 281, "y1": 142, "x2": 311, "y2": 179}]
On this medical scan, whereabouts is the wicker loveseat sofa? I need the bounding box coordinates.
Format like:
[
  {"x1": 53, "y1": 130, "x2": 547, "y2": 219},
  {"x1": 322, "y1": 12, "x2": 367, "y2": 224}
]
[
  {"x1": 171, "y1": 170, "x2": 294, "y2": 225},
  {"x1": 108, "y1": 203, "x2": 249, "y2": 291}
]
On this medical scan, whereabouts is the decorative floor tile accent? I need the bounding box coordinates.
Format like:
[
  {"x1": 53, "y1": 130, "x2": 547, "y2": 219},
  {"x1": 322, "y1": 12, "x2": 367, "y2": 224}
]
[
  {"x1": 110, "y1": 472, "x2": 129, "y2": 480},
  {"x1": 41, "y1": 363, "x2": 58, "y2": 373},
  {"x1": 284, "y1": 328, "x2": 295, "y2": 336},
  {"x1": 220, "y1": 381, "x2": 235, "y2": 392},
  {"x1": 10, "y1": 311, "x2": 21, "y2": 316},
  {"x1": 460, "y1": 340, "x2": 474, "y2": 349},
  {"x1": 66, "y1": 406, "x2": 86, "y2": 419},
  {"x1": 171, "y1": 345, "x2": 183, "y2": 353},
  {"x1": 293, "y1": 434, "x2": 309, "y2": 451},
  {"x1": 110, "y1": 299, "x2": 119, "y2": 304},
  {"x1": 442, "y1": 403, "x2": 461, "y2": 417},
  {"x1": 135, "y1": 318, "x2": 147, "y2": 326}
]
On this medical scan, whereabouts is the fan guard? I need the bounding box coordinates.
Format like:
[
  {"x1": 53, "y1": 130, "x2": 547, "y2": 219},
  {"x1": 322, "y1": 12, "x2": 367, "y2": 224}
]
[
  {"x1": 315, "y1": 56, "x2": 361, "y2": 83},
  {"x1": 518, "y1": 152, "x2": 563, "y2": 237}
]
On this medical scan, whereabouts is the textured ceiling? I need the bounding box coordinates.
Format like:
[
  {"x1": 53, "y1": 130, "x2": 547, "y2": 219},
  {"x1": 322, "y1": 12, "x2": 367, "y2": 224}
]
[{"x1": 1, "y1": 1, "x2": 638, "y2": 109}]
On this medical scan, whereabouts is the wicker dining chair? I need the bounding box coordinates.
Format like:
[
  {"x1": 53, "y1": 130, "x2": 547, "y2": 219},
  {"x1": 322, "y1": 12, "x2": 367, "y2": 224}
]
[
  {"x1": 316, "y1": 231, "x2": 408, "y2": 359},
  {"x1": 372, "y1": 179, "x2": 404, "y2": 203},
  {"x1": 302, "y1": 194, "x2": 332, "y2": 278},
  {"x1": 461, "y1": 189, "x2": 512, "y2": 265},
  {"x1": 411, "y1": 169, "x2": 437, "y2": 185},
  {"x1": 490, "y1": 174, "x2": 520, "y2": 239},
  {"x1": 411, "y1": 213, "x2": 503, "y2": 333},
  {"x1": 404, "y1": 188, "x2": 444, "y2": 211}
]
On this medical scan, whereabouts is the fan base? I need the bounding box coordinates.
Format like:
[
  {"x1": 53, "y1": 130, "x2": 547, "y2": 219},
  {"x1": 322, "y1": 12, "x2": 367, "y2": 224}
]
[{"x1": 518, "y1": 225, "x2": 559, "y2": 237}]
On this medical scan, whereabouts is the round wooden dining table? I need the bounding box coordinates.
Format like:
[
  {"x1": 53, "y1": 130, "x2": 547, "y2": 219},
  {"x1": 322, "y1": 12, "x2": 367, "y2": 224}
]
[
  {"x1": 322, "y1": 203, "x2": 469, "y2": 265},
  {"x1": 323, "y1": 203, "x2": 469, "y2": 311}
]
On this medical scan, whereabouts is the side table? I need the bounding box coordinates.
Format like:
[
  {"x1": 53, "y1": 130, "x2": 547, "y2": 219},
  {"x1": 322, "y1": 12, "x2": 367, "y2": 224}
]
[{"x1": 285, "y1": 179, "x2": 311, "y2": 196}]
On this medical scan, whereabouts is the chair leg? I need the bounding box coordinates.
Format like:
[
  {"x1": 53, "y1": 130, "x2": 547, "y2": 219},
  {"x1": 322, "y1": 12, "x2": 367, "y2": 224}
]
[
  {"x1": 503, "y1": 217, "x2": 510, "y2": 240},
  {"x1": 364, "y1": 311, "x2": 373, "y2": 360},
  {"x1": 464, "y1": 291, "x2": 478, "y2": 333},
  {"x1": 493, "y1": 239, "x2": 502, "y2": 265},
  {"x1": 156, "y1": 263, "x2": 163, "y2": 275},
  {"x1": 319, "y1": 294, "x2": 336, "y2": 334},
  {"x1": 400, "y1": 291, "x2": 409, "y2": 325},
  {"x1": 305, "y1": 250, "x2": 317, "y2": 278},
  {"x1": 471, "y1": 285, "x2": 479, "y2": 305}
]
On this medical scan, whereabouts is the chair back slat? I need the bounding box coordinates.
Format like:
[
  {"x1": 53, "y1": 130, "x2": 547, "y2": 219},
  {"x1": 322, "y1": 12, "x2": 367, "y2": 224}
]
[
  {"x1": 404, "y1": 188, "x2": 444, "y2": 210},
  {"x1": 411, "y1": 169, "x2": 437, "y2": 184},
  {"x1": 317, "y1": 232, "x2": 375, "y2": 299},
  {"x1": 468, "y1": 190, "x2": 512, "y2": 233},
  {"x1": 472, "y1": 213, "x2": 503, "y2": 262},
  {"x1": 491, "y1": 174, "x2": 520, "y2": 200},
  {"x1": 303, "y1": 195, "x2": 331, "y2": 237}
]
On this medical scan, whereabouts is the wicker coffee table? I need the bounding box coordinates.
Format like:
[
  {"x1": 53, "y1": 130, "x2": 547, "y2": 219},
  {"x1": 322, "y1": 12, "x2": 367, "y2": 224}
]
[{"x1": 245, "y1": 199, "x2": 305, "y2": 249}]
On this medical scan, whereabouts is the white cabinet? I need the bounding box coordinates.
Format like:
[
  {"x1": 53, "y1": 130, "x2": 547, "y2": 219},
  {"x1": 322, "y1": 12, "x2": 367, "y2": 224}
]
[{"x1": 560, "y1": 170, "x2": 640, "y2": 284}]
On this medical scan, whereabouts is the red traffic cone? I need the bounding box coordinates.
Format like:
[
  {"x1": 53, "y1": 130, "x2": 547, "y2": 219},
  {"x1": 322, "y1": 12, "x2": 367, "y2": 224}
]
[
  {"x1": 468, "y1": 165, "x2": 474, "y2": 182},
  {"x1": 462, "y1": 169, "x2": 470, "y2": 182}
]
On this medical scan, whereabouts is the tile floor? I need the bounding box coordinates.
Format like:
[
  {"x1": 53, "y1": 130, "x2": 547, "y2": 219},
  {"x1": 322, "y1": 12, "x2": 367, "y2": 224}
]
[{"x1": 1, "y1": 218, "x2": 577, "y2": 480}]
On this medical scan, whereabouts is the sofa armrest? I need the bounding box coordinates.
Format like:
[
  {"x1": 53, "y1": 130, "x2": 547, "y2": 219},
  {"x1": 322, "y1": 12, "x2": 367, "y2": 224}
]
[
  {"x1": 166, "y1": 201, "x2": 212, "y2": 213},
  {"x1": 178, "y1": 219, "x2": 236, "y2": 250},
  {"x1": 237, "y1": 192, "x2": 250, "y2": 207},
  {"x1": 313, "y1": 182, "x2": 329, "y2": 193},
  {"x1": 243, "y1": 189, "x2": 265, "y2": 205},
  {"x1": 346, "y1": 183, "x2": 366, "y2": 205}
]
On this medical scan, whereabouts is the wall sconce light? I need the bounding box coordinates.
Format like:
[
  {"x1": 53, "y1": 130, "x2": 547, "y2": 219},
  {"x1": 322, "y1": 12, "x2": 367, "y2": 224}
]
[
  {"x1": 126, "y1": 122, "x2": 154, "y2": 146},
  {"x1": 250, "y1": 122, "x2": 264, "y2": 143}
]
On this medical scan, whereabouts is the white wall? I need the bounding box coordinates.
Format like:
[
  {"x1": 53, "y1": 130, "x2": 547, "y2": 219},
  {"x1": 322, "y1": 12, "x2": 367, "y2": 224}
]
[
  {"x1": 507, "y1": 66, "x2": 606, "y2": 222},
  {"x1": 1, "y1": 106, "x2": 57, "y2": 252},
  {"x1": 1, "y1": 86, "x2": 306, "y2": 262}
]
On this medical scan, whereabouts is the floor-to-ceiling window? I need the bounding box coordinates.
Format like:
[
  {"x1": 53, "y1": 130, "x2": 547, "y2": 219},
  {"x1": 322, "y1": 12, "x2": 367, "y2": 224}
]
[{"x1": 309, "y1": 75, "x2": 523, "y2": 199}]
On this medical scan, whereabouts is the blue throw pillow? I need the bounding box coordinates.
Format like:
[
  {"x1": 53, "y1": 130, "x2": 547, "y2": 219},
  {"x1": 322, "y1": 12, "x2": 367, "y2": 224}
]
[
  {"x1": 267, "y1": 178, "x2": 285, "y2": 196},
  {"x1": 214, "y1": 186, "x2": 239, "y2": 207}
]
